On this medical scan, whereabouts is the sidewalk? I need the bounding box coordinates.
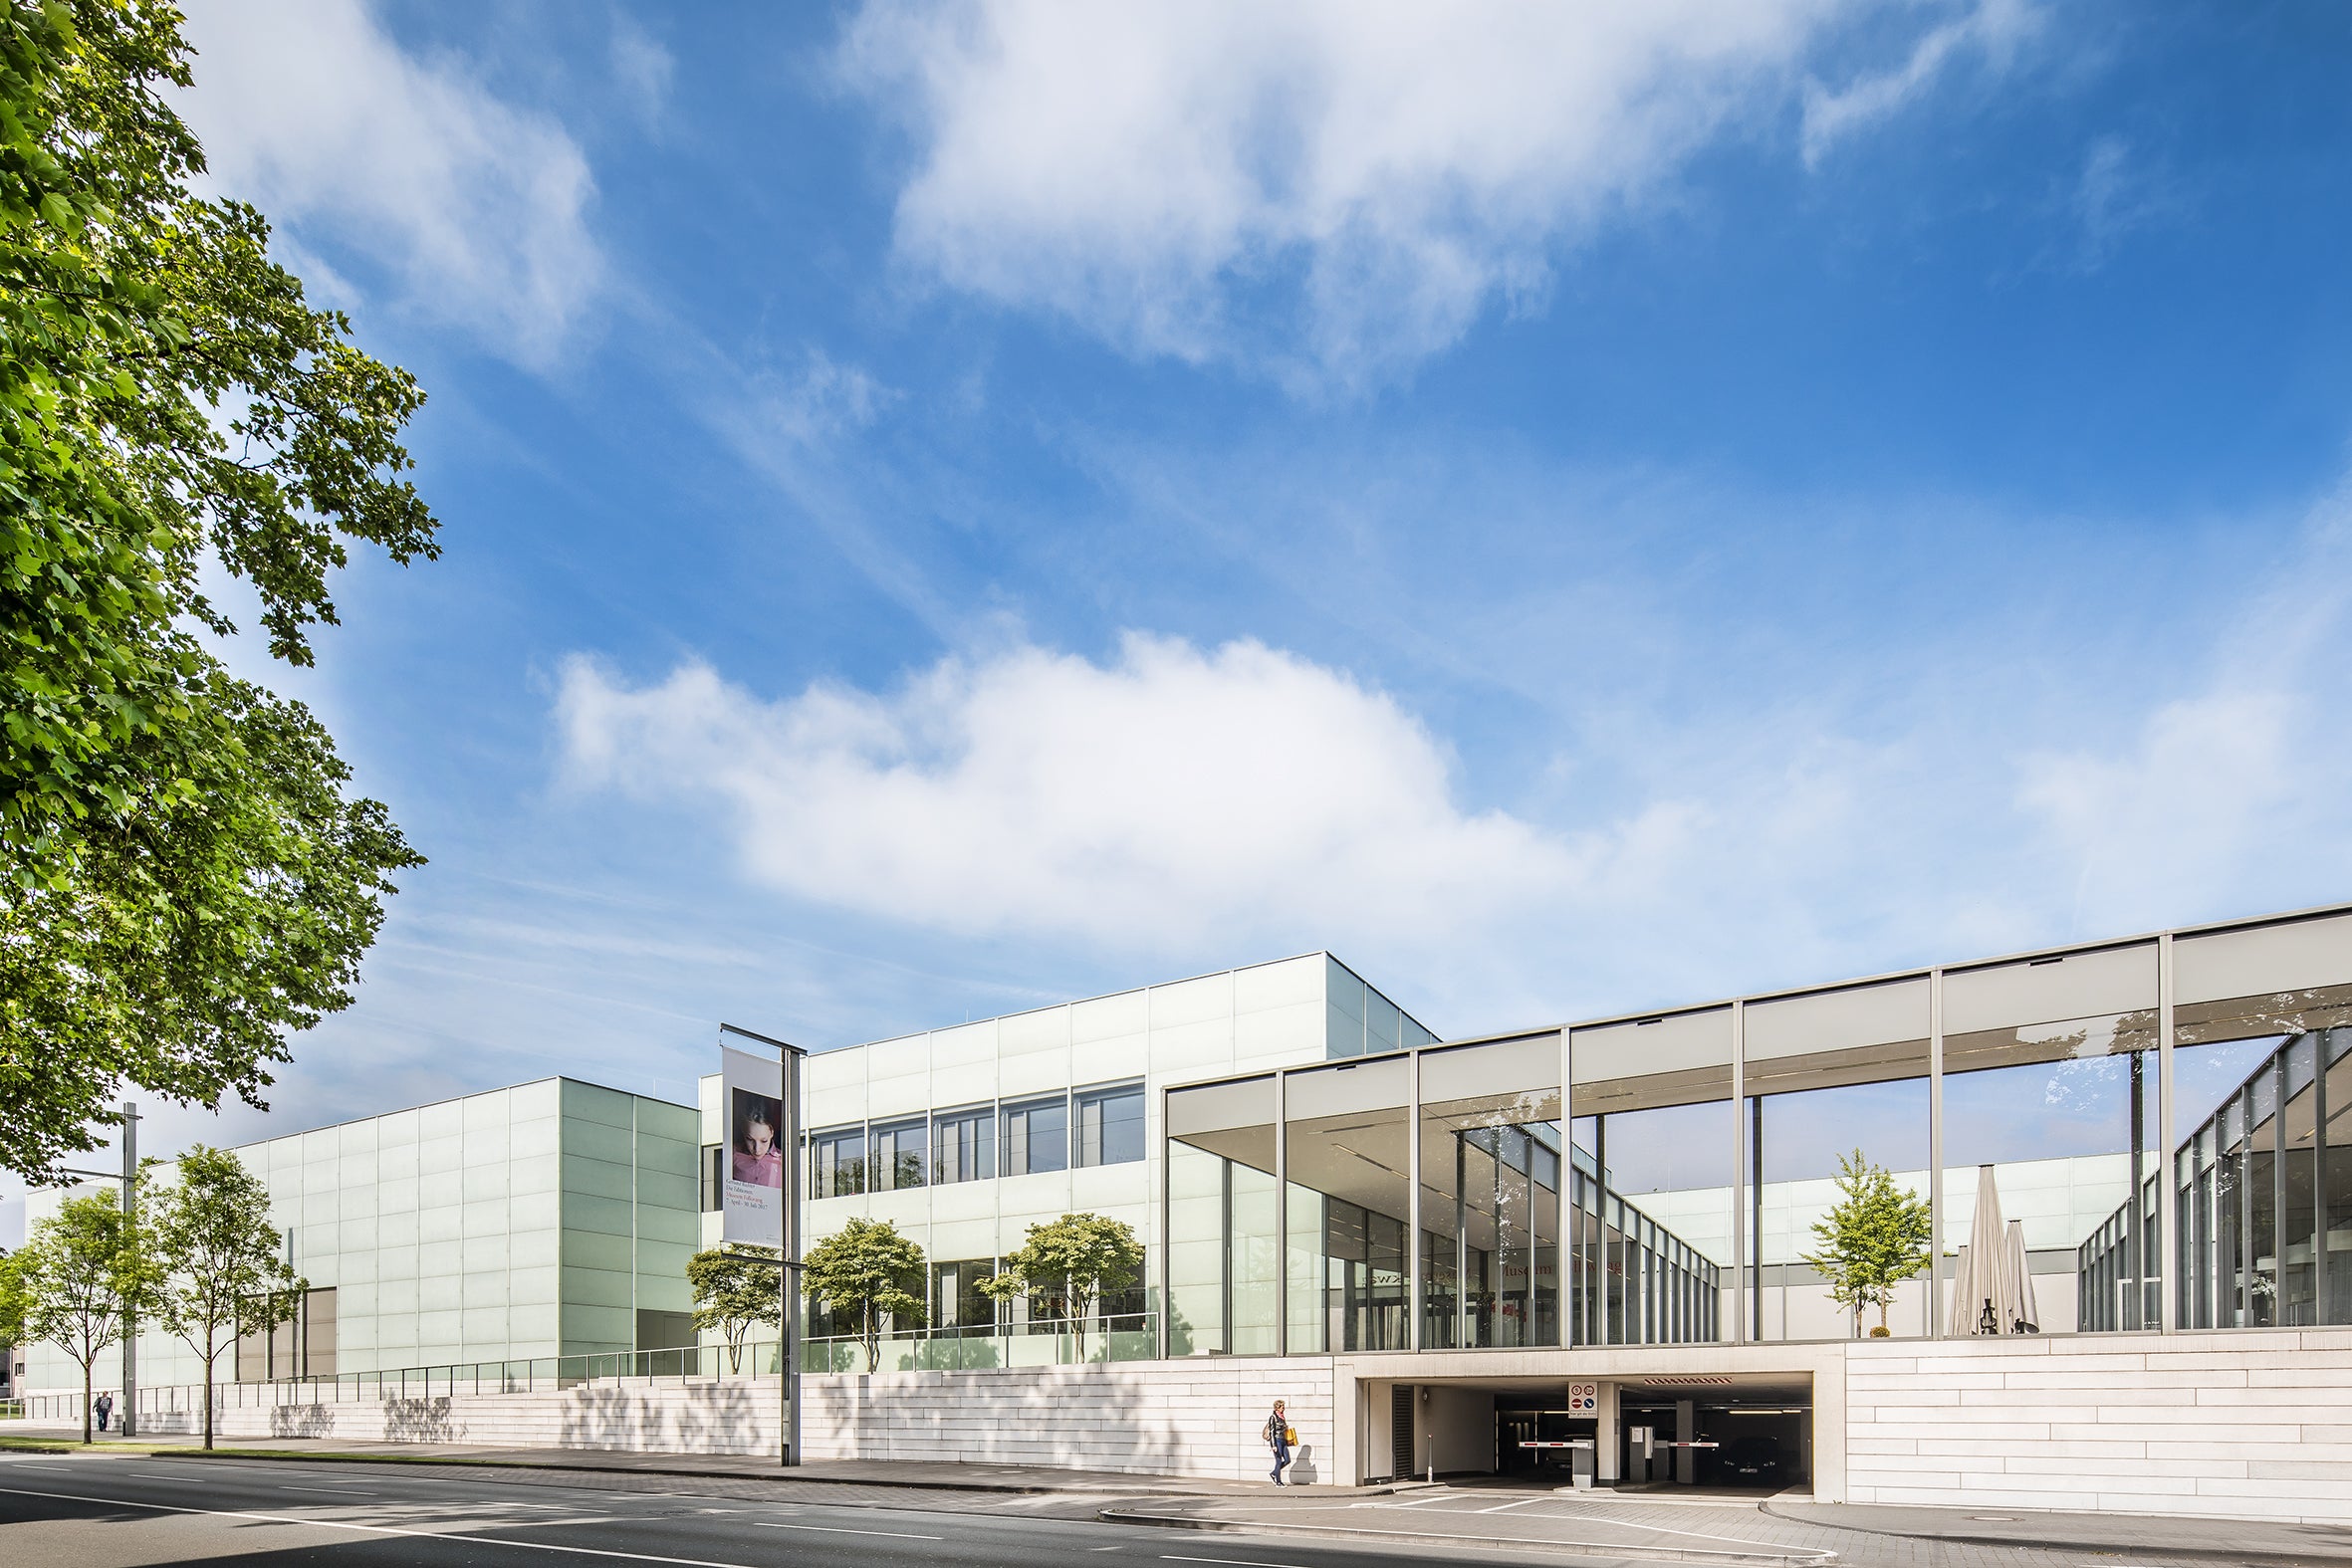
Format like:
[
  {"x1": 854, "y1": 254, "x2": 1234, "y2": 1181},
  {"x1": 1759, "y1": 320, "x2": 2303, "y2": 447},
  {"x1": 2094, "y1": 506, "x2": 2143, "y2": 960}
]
[
  {"x1": 0, "y1": 1421, "x2": 1260, "y2": 1496},
  {"x1": 1100, "y1": 1482, "x2": 2352, "y2": 1565}
]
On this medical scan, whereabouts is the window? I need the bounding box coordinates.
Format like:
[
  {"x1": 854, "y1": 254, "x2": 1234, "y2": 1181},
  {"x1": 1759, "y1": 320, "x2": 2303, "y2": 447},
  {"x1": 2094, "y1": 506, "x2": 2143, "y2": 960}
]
[
  {"x1": 810, "y1": 1126, "x2": 866, "y2": 1197},
  {"x1": 1075, "y1": 1081, "x2": 1145, "y2": 1168},
  {"x1": 932, "y1": 1106, "x2": 996, "y2": 1185},
  {"x1": 701, "y1": 1144, "x2": 724, "y2": 1211},
  {"x1": 871, "y1": 1118, "x2": 927, "y2": 1191},
  {"x1": 1002, "y1": 1094, "x2": 1068, "y2": 1176}
]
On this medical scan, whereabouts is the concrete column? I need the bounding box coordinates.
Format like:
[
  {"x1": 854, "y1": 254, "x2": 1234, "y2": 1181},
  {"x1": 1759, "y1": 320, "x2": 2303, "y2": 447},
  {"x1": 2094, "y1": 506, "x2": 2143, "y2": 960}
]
[
  {"x1": 1594, "y1": 1378, "x2": 1620, "y2": 1484},
  {"x1": 1675, "y1": 1398, "x2": 1695, "y2": 1485}
]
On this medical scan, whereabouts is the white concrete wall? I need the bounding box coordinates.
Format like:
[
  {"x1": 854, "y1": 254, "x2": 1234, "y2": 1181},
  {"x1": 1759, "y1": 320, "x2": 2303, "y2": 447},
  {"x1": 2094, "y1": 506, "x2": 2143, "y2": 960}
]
[
  {"x1": 1844, "y1": 1328, "x2": 2352, "y2": 1524},
  {"x1": 801, "y1": 1358, "x2": 1336, "y2": 1482}
]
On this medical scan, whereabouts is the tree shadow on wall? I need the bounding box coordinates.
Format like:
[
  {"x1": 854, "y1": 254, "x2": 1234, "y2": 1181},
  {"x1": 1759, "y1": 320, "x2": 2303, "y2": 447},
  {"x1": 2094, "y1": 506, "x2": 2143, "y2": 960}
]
[
  {"x1": 270, "y1": 1404, "x2": 334, "y2": 1440},
  {"x1": 561, "y1": 1381, "x2": 762, "y2": 1456},
  {"x1": 384, "y1": 1398, "x2": 461, "y2": 1443}
]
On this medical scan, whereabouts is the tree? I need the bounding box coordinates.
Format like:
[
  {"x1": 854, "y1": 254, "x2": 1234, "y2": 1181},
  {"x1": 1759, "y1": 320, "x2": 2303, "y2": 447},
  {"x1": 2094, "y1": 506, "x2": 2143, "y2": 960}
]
[
  {"x1": 687, "y1": 1244, "x2": 782, "y2": 1375},
  {"x1": 145, "y1": 1145, "x2": 301, "y2": 1449},
  {"x1": 979, "y1": 1212, "x2": 1143, "y2": 1362},
  {"x1": 0, "y1": 1188, "x2": 154, "y2": 1441},
  {"x1": 800, "y1": 1219, "x2": 924, "y2": 1374},
  {"x1": 0, "y1": 1, "x2": 435, "y2": 1182},
  {"x1": 1803, "y1": 1149, "x2": 1933, "y2": 1337}
]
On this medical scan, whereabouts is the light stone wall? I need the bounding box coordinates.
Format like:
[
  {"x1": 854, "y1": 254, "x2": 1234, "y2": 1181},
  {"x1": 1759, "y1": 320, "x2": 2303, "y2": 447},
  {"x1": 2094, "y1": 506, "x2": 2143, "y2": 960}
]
[
  {"x1": 19, "y1": 1357, "x2": 1339, "y2": 1484},
  {"x1": 1842, "y1": 1328, "x2": 2352, "y2": 1524},
  {"x1": 801, "y1": 1359, "x2": 1336, "y2": 1482}
]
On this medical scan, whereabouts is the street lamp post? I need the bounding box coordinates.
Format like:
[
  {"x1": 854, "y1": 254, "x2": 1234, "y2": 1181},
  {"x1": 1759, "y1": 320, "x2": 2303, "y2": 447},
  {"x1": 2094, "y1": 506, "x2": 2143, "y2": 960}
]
[
  {"x1": 57, "y1": 1100, "x2": 140, "y2": 1437},
  {"x1": 721, "y1": 1023, "x2": 804, "y2": 1467}
]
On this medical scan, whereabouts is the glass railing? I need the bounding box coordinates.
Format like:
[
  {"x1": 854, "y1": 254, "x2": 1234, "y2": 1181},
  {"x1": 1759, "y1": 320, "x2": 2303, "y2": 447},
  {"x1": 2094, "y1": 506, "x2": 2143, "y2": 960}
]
[
  {"x1": 803, "y1": 1313, "x2": 1158, "y2": 1372},
  {"x1": 7, "y1": 1315, "x2": 1160, "y2": 1423}
]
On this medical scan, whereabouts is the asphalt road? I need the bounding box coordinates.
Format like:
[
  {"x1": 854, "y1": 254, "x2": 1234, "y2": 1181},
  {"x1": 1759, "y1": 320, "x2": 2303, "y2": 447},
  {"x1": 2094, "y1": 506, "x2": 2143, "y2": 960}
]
[{"x1": 0, "y1": 1452, "x2": 1586, "y2": 1568}]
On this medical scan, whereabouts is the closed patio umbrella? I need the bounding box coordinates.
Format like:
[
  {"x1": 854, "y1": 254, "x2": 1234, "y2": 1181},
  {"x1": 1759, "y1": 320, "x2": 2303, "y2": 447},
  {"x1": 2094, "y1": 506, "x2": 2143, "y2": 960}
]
[
  {"x1": 1949, "y1": 1164, "x2": 2030, "y2": 1336},
  {"x1": 2002, "y1": 1219, "x2": 2040, "y2": 1333}
]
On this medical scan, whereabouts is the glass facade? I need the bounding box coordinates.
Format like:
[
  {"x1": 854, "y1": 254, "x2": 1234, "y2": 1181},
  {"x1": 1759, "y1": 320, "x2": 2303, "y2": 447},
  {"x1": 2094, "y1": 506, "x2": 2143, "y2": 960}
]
[
  {"x1": 1160, "y1": 907, "x2": 2352, "y2": 1354},
  {"x1": 1167, "y1": 1032, "x2": 1719, "y2": 1355},
  {"x1": 20, "y1": 1078, "x2": 702, "y2": 1396}
]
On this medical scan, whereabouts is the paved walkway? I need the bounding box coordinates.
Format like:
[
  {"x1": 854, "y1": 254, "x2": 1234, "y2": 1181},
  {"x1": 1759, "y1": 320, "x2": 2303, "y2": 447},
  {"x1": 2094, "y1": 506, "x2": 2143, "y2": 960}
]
[
  {"x1": 14, "y1": 1426, "x2": 2352, "y2": 1564},
  {"x1": 0, "y1": 1422, "x2": 1253, "y2": 1495},
  {"x1": 1101, "y1": 1483, "x2": 2352, "y2": 1565}
]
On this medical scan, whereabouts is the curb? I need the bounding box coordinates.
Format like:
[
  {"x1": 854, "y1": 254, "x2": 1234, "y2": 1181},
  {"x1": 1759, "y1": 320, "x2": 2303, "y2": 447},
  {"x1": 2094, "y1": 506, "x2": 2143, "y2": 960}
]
[
  {"x1": 1098, "y1": 1504, "x2": 1838, "y2": 1565},
  {"x1": 140, "y1": 1448, "x2": 1229, "y2": 1498},
  {"x1": 1758, "y1": 1500, "x2": 2352, "y2": 1567}
]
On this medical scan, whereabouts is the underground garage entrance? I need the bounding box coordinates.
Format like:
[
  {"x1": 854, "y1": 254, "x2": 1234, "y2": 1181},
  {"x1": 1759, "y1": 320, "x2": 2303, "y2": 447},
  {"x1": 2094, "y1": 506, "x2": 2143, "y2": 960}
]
[{"x1": 1380, "y1": 1373, "x2": 1812, "y2": 1493}]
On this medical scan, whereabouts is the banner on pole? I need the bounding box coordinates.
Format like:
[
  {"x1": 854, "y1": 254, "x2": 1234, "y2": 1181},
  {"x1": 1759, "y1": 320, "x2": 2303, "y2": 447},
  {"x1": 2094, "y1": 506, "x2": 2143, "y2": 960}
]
[{"x1": 721, "y1": 1044, "x2": 787, "y2": 1247}]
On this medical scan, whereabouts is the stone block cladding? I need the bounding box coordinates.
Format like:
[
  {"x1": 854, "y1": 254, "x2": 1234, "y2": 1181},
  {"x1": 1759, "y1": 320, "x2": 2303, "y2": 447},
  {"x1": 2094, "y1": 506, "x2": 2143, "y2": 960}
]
[
  {"x1": 800, "y1": 1358, "x2": 1336, "y2": 1483},
  {"x1": 1843, "y1": 1329, "x2": 2352, "y2": 1524}
]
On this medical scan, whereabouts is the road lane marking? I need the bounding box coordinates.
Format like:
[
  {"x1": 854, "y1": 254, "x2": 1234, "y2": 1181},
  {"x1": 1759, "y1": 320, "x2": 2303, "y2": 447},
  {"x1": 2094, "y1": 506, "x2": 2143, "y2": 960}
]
[
  {"x1": 1161, "y1": 1558, "x2": 1312, "y2": 1568},
  {"x1": 754, "y1": 1521, "x2": 943, "y2": 1540},
  {"x1": 278, "y1": 1485, "x2": 376, "y2": 1495},
  {"x1": 0, "y1": 1481, "x2": 786, "y2": 1568},
  {"x1": 1475, "y1": 1496, "x2": 1545, "y2": 1514}
]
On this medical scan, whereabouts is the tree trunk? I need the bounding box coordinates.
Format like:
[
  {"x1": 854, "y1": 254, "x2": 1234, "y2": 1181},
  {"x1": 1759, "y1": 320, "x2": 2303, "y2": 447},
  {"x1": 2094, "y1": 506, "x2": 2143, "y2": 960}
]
[
  {"x1": 81, "y1": 1359, "x2": 93, "y2": 1446},
  {"x1": 203, "y1": 1347, "x2": 216, "y2": 1451}
]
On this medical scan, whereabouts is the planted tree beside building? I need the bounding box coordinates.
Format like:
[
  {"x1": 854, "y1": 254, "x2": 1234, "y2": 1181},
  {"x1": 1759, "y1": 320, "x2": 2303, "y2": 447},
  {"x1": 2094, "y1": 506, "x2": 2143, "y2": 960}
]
[
  {"x1": 800, "y1": 1219, "x2": 925, "y2": 1373},
  {"x1": 1803, "y1": 1149, "x2": 1932, "y2": 1337},
  {"x1": 686, "y1": 1245, "x2": 782, "y2": 1373},
  {"x1": 0, "y1": 1190, "x2": 155, "y2": 1442},
  {"x1": 979, "y1": 1212, "x2": 1143, "y2": 1362},
  {"x1": 146, "y1": 1146, "x2": 303, "y2": 1449}
]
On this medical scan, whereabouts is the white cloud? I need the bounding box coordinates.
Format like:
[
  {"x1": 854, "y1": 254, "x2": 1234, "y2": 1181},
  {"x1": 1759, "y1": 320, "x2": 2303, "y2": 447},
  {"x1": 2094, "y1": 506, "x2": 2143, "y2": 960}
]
[
  {"x1": 177, "y1": 0, "x2": 601, "y2": 366},
  {"x1": 556, "y1": 635, "x2": 1624, "y2": 951},
  {"x1": 838, "y1": 0, "x2": 2054, "y2": 389},
  {"x1": 609, "y1": 12, "x2": 675, "y2": 127},
  {"x1": 1800, "y1": 0, "x2": 2040, "y2": 166},
  {"x1": 840, "y1": 0, "x2": 1881, "y2": 388}
]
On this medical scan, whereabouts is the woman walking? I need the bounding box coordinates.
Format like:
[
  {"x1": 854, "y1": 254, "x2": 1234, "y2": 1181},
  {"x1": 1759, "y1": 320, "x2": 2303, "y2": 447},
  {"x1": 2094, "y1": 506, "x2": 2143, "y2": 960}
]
[{"x1": 1262, "y1": 1399, "x2": 1293, "y2": 1485}]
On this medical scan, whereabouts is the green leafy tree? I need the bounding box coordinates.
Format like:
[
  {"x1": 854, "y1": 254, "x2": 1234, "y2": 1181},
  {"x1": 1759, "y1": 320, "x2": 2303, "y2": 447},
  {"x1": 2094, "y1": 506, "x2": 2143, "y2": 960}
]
[
  {"x1": 0, "y1": 1188, "x2": 155, "y2": 1442},
  {"x1": 979, "y1": 1212, "x2": 1143, "y2": 1362},
  {"x1": 1803, "y1": 1149, "x2": 1933, "y2": 1337},
  {"x1": 145, "y1": 1145, "x2": 301, "y2": 1449},
  {"x1": 800, "y1": 1219, "x2": 925, "y2": 1373},
  {"x1": 687, "y1": 1244, "x2": 782, "y2": 1374},
  {"x1": 0, "y1": 1, "x2": 435, "y2": 1182}
]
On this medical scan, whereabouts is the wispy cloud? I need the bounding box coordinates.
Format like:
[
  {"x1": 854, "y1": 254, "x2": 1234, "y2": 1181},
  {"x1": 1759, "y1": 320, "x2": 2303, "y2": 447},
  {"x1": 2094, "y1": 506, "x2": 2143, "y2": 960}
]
[
  {"x1": 609, "y1": 11, "x2": 676, "y2": 128},
  {"x1": 1801, "y1": 0, "x2": 2041, "y2": 166},
  {"x1": 177, "y1": 0, "x2": 603, "y2": 367},
  {"x1": 841, "y1": 0, "x2": 1959, "y2": 392}
]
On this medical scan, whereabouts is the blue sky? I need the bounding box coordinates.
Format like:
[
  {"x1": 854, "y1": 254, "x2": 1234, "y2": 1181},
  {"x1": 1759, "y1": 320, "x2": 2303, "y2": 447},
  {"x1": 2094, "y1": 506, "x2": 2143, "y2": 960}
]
[{"x1": 12, "y1": 0, "x2": 2352, "y2": 1235}]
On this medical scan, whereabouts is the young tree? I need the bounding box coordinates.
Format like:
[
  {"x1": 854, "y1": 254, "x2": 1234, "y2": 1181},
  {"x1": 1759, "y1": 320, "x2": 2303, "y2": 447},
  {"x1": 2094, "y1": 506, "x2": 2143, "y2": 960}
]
[
  {"x1": 1, "y1": 1, "x2": 435, "y2": 1184},
  {"x1": 800, "y1": 1219, "x2": 925, "y2": 1374},
  {"x1": 686, "y1": 1245, "x2": 782, "y2": 1374},
  {"x1": 979, "y1": 1213, "x2": 1144, "y2": 1362},
  {"x1": 1803, "y1": 1149, "x2": 1933, "y2": 1336},
  {"x1": 145, "y1": 1146, "x2": 302, "y2": 1449},
  {"x1": 0, "y1": 1190, "x2": 154, "y2": 1442}
]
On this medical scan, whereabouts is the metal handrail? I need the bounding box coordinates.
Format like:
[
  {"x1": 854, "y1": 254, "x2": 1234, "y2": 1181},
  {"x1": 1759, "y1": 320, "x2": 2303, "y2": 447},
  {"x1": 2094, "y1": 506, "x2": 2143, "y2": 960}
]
[{"x1": 6, "y1": 1313, "x2": 1161, "y2": 1423}]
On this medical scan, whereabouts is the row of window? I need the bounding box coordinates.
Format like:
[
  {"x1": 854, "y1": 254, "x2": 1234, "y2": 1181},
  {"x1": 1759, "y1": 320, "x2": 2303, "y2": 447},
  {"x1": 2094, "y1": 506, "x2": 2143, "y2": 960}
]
[{"x1": 808, "y1": 1081, "x2": 1146, "y2": 1197}]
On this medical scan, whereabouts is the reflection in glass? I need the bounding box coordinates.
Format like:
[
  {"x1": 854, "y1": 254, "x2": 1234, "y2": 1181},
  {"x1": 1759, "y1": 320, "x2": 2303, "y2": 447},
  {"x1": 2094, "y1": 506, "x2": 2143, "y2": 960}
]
[
  {"x1": 1422, "y1": 1036, "x2": 1562, "y2": 1349},
  {"x1": 1943, "y1": 1005, "x2": 2157, "y2": 1334},
  {"x1": 1568, "y1": 1098, "x2": 1733, "y2": 1345},
  {"x1": 1284, "y1": 1058, "x2": 1409, "y2": 1353},
  {"x1": 1165, "y1": 1077, "x2": 1279, "y2": 1354},
  {"x1": 2170, "y1": 1026, "x2": 2352, "y2": 1328}
]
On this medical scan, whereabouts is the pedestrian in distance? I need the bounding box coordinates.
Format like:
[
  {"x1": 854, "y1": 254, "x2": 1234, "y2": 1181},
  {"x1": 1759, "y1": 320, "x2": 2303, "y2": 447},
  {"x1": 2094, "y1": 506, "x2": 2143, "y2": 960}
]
[
  {"x1": 94, "y1": 1391, "x2": 114, "y2": 1434},
  {"x1": 1263, "y1": 1399, "x2": 1294, "y2": 1485}
]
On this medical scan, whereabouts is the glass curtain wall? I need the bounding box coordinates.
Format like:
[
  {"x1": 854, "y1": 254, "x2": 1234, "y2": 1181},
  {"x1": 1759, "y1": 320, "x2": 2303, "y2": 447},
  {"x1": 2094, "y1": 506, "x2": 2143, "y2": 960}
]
[
  {"x1": 1419, "y1": 1035, "x2": 1562, "y2": 1349},
  {"x1": 2167, "y1": 914, "x2": 2352, "y2": 1328},
  {"x1": 1942, "y1": 944, "x2": 2159, "y2": 1336},
  {"x1": 1744, "y1": 980, "x2": 1933, "y2": 1340},
  {"x1": 1165, "y1": 1075, "x2": 1279, "y2": 1355},
  {"x1": 1283, "y1": 1055, "x2": 1410, "y2": 1353},
  {"x1": 1570, "y1": 1010, "x2": 1735, "y2": 1345}
]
